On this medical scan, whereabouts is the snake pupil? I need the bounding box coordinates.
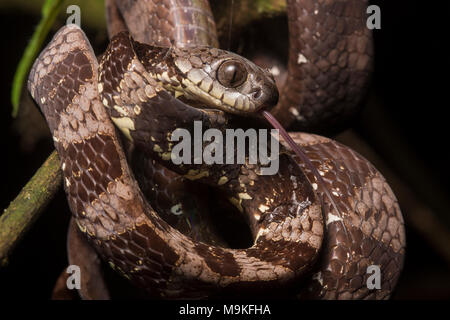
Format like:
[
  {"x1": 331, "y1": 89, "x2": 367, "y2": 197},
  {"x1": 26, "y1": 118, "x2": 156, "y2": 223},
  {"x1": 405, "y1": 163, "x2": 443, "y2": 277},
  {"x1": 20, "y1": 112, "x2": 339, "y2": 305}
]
[{"x1": 217, "y1": 60, "x2": 247, "y2": 88}]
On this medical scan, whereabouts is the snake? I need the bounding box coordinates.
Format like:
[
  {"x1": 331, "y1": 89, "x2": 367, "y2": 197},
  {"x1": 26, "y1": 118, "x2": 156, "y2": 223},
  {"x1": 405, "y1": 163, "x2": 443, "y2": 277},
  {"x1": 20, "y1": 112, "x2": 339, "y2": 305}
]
[{"x1": 27, "y1": 0, "x2": 405, "y2": 299}]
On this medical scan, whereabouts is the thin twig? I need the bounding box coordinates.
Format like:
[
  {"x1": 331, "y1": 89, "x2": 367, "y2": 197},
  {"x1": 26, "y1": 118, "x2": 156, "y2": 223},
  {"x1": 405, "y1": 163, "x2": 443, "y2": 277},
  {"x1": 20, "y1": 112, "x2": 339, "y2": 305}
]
[{"x1": 0, "y1": 151, "x2": 61, "y2": 266}]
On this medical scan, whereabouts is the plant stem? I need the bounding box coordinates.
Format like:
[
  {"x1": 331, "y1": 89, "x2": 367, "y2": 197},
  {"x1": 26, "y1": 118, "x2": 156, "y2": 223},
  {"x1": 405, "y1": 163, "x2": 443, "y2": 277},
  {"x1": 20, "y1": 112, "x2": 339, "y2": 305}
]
[{"x1": 0, "y1": 151, "x2": 62, "y2": 266}]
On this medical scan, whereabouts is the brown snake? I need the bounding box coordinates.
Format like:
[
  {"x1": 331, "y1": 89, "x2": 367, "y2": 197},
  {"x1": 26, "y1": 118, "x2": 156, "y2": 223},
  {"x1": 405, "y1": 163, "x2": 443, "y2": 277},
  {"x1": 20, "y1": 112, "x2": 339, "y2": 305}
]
[{"x1": 27, "y1": 0, "x2": 405, "y2": 299}]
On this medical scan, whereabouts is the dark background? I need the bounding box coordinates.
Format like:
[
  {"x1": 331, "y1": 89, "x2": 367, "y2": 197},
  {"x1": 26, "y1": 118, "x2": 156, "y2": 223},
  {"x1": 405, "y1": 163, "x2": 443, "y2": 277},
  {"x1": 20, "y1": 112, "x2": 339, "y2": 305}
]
[{"x1": 0, "y1": 0, "x2": 449, "y2": 299}]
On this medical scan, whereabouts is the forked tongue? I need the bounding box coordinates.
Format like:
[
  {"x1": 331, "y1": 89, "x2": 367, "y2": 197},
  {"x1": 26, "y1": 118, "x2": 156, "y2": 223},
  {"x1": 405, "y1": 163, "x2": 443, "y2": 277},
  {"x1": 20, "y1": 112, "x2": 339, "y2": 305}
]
[{"x1": 261, "y1": 111, "x2": 343, "y2": 221}]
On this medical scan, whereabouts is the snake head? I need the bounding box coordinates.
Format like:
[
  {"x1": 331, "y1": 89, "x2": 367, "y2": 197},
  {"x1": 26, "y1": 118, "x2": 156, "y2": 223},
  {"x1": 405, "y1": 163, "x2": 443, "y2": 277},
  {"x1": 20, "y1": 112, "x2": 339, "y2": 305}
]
[{"x1": 171, "y1": 47, "x2": 279, "y2": 116}]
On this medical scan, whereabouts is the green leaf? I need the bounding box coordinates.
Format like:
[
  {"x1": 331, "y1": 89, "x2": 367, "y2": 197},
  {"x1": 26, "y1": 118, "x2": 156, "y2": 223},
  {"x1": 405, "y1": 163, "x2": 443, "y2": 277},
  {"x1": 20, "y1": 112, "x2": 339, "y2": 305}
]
[{"x1": 11, "y1": 0, "x2": 65, "y2": 118}]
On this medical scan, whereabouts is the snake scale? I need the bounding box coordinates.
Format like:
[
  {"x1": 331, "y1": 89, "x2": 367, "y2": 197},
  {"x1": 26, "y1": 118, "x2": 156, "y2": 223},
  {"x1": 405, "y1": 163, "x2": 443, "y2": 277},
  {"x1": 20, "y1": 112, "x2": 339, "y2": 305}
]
[{"x1": 27, "y1": 0, "x2": 405, "y2": 299}]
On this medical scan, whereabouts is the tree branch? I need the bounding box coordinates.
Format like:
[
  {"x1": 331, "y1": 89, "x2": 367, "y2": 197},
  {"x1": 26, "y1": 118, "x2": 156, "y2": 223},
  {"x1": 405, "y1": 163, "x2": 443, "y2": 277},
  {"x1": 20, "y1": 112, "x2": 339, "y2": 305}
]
[{"x1": 0, "y1": 151, "x2": 62, "y2": 266}]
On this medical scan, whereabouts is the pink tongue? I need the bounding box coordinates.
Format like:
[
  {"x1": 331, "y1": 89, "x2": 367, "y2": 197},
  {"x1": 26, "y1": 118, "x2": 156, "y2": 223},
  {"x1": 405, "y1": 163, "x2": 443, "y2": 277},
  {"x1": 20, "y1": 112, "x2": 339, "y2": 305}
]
[
  {"x1": 261, "y1": 111, "x2": 341, "y2": 217},
  {"x1": 262, "y1": 111, "x2": 320, "y2": 178}
]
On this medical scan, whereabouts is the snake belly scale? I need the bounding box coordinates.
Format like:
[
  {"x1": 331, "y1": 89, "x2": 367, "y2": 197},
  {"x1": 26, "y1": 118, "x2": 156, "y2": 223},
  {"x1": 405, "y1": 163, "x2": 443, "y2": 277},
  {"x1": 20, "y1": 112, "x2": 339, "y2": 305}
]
[{"x1": 27, "y1": 0, "x2": 405, "y2": 300}]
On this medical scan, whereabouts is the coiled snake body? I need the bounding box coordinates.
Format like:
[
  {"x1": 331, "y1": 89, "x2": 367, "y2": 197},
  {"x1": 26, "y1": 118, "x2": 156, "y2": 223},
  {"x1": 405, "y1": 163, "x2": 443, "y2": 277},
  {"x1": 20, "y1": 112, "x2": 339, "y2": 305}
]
[{"x1": 27, "y1": 0, "x2": 405, "y2": 299}]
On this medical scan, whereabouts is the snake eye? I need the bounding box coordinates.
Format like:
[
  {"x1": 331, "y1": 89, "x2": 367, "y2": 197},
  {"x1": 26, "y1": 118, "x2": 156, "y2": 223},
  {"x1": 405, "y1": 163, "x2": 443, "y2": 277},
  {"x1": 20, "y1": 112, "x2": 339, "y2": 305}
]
[{"x1": 217, "y1": 60, "x2": 247, "y2": 88}]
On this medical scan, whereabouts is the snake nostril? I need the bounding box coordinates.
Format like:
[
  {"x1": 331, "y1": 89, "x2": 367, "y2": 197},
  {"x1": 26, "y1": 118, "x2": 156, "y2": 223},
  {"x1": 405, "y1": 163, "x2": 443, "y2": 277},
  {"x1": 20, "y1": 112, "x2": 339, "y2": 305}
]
[{"x1": 252, "y1": 88, "x2": 262, "y2": 100}]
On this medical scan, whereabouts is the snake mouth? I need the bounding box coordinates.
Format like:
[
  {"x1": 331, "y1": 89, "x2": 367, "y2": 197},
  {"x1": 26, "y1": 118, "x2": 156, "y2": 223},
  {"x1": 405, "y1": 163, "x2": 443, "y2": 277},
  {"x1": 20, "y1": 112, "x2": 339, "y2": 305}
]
[
  {"x1": 181, "y1": 85, "x2": 279, "y2": 117},
  {"x1": 176, "y1": 95, "x2": 227, "y2": 116},
  {"x1": 220, "y1": 80, "x2": 280, "y2": 115}
]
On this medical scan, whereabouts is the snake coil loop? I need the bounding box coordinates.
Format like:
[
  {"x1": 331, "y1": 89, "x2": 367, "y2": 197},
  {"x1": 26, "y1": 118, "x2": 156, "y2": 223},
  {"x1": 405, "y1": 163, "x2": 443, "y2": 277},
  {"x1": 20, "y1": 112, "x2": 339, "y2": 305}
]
[{"x1": 27, "y1": 0, "x2": 405, "y2": 299}]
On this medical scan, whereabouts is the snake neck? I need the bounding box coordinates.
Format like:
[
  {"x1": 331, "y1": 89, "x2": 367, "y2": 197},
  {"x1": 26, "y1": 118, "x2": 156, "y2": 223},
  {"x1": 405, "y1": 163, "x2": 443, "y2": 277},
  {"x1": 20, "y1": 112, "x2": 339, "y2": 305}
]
[{"x1": 130, "y1": 40, "x2": 185, "y2": 96}]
